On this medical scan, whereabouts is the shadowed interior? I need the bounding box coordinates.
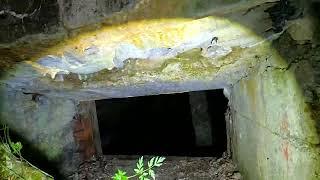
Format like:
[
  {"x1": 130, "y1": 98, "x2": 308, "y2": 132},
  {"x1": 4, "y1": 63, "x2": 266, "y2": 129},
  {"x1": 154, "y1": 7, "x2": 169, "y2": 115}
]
[{"x1": 96, "y1": 89, "x2": 228, "y2": 157}]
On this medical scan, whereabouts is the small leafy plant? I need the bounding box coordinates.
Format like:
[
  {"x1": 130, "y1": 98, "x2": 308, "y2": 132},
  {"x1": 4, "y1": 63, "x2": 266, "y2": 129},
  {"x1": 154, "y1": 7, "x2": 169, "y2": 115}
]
[
  {"x1": 0, "y1": 125, "x2": 53, "y2": 179},
  {"x1": 112, "y1": 156, "x2": 165, "y2": 180}
]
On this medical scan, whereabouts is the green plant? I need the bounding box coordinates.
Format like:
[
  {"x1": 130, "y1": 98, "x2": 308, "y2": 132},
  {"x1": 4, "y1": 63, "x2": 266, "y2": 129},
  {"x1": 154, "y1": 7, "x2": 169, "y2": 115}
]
[
  {"x1": 0, "y1": 125, "x2": 53, "y2": 179},
  {"x1": 112, "y1": 156, "x2": 165, "y2": 180},
  {"x1": 1, "y1": 125, "x2": 23, "y2": 156}
]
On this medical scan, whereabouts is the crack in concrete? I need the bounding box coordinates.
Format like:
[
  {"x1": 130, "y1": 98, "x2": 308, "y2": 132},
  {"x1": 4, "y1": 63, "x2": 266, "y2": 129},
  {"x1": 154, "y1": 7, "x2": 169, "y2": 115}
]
[
  {"x1": 263, "y1": 59, "x2": 303, "y2": 73},
  {"x1": 231, "y1": 107, "x2": 320, "y2": 153}
]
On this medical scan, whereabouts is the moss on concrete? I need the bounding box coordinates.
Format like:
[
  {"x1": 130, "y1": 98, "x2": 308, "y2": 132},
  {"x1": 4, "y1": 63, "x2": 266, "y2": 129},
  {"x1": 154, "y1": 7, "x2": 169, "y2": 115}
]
[
  {"x1": 0, "y1": 143, "x2": 53, "y2": 180},
  {"x1": 230, "y1": 40, "x2": 320, "y2": 180}
]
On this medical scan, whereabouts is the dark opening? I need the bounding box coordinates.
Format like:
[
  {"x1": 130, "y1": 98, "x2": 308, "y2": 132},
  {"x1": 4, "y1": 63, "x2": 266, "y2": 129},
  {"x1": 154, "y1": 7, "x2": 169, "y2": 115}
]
[{"x1": 96, "y1": 89, "x2": 228, "y2": 157}]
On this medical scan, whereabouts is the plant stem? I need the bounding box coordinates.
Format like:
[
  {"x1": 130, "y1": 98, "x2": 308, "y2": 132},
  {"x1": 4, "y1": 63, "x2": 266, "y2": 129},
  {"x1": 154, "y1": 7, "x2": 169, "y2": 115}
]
[
  {"x1": 0, "y1": 126, "x2": 54, "y2": 179},
  {"x1": 19, "y1": 154, "x2": 54, "y2": 178},
  {"x1": 127, "y1": 166, "x2": 154, "y2": 179}
]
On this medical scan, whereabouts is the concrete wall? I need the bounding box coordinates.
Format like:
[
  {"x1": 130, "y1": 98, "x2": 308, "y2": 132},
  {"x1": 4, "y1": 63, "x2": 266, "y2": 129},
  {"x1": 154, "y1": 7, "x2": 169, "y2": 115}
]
[
  {"x1": 0, "y1": 0, "x2": 60, "y2": 43},
  {"x1": 1, "y1": 0, "x2": 319, "y2": 178},
  {"x1": 229, "y1": 34, "x2": 320, "y2": 180},
  {"x1": 0, "y1": 0, "x2": 278, "y2": 43},
  {"x1": 0, "y1": 87, "x2": 79, "y2": 175}
]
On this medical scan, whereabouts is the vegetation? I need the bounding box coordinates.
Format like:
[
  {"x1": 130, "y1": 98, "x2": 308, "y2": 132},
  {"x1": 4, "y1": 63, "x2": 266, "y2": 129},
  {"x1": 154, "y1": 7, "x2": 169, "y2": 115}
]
[
  {"x1": 0, "y1": 125, "x2": 53, "y2": 180},
  {"x1": 112, "y1": 156, "x2": 165, "y2": 180}
]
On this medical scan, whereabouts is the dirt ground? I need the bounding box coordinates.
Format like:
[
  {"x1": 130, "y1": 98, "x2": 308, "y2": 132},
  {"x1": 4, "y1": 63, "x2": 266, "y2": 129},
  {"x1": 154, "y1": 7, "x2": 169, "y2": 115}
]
[{"x1": 69, "y1": 153, "x2": 241, "y2": 180}]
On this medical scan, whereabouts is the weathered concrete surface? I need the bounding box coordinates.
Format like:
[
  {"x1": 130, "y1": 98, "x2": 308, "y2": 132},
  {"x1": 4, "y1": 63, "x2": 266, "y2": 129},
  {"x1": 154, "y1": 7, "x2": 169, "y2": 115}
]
[
  {"x1": 227, "y1": 3, "x2": 320, "y2": 179},
  {"x1": 287, "y1": 15, "x2": 316, "y2": 43},
  {"x1": 0, "y1": 87, "x2": 78, "y2": 175},
  {"x1": 0, "y1": 0, "x2": 60, "y2": 43},
  {"x1": 1, "y1": 0, "x2": 319, "y2": 179},
  {"x1": 0, "y1": 0, "x2": 285, "y2": 102},
  {"x1": 0, "y1": 1, "x2": 279, "y2": 177},
  {"x1": 229, "y1": 32, "x2": 320, "y2": 180},
  {"x1": 0, "y1": 0, "x2": 280, "y2": 73},
  {"x1": 57, "y1": 0, "x2": 136, "y2": 29},
  {"x1": 0, "y1": 0, "x2": 278, "y2": 43},
  {"x1": 0, "y1": 16, "x2": 273, "y2": 101},
  {"x1": 0, "y1": 89, "x2": 106, "y2": 176}
]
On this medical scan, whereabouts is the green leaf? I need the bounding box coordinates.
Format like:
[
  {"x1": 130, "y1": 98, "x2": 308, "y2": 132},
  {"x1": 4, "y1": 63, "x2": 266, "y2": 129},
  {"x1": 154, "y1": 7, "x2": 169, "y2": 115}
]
[
  {"x1": 137, "y1": 156, "x2": 144, "y2": 169},
  {"x1": 148, "y1": 169, "x2": 155, "y2": 180},
  {"x1": 158, "y1": 157, "x2": 165, "y2": 163},
  {"x1": 118, "y1": 170, "x2": 127, "y2": 176},
  {"x1": 154, "y1": 156, "x2": 165, "y2": 167},
  {"x1": 112, "y1": 170, "x2": 128, "y2": 180},
  {"x1": 113, "y1": 156, "x2": 164, "y2": 180},
  {"x1": 154, "y1": 163, "x2": 162, "y2": 167},
  {"x1": 157, "y1": 157, "x2": 165, "y2": 163},
  {"x1": 134, "y1": 168, "x2": 141, "y2": 174},
  {"x1": 148, "y1": 157, "x2": 155, "y2": 168},
  {"x1": 139, "y1": 156, "x2": 144, "y2": 165},
  {"x1": 10, "y1": 142, "x2": 22, "y2": 154}
]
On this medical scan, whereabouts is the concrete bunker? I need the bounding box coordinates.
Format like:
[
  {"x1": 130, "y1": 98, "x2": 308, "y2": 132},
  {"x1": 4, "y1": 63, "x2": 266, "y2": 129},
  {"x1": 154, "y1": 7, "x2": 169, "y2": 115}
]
[
  {"x1": 2, "y1": 51, "x2": 319, "y2": 179},
  {"x1": 0, "y1": 0, "x2": 319, "y2": 179}
]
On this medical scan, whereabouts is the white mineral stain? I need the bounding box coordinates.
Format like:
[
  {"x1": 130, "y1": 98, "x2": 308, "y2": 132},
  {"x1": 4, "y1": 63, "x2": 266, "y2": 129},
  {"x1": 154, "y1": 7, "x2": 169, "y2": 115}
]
[{"x1": 30, "y1": 16, "x2": 264, "y2": 79}]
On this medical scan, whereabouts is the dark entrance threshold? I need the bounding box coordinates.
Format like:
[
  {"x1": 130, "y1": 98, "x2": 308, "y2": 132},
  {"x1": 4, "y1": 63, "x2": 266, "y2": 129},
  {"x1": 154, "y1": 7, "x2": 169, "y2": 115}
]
[{"x1": 95, "y1": 89, "x2": 228, "y2": 157}]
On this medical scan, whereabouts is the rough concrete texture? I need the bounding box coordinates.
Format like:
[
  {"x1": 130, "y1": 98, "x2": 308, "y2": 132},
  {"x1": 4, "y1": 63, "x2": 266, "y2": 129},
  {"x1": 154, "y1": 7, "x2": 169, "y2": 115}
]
[
  {"x1": 0, "y1": 0, "x2": 60, "y2": 43},
  {"x1": 0, "y1": 16, "x2": 272, "y2": 101},
  {"x1": 57, "y1": 0, "x2": 136, "y2": 29},
  {"x1": 0, "y1": 87, "x2": 78, "y2": 175},
  {"x1": 0, "y1": 0, "x2": 277, "y2": 43},
  {"x1": 229, "y1": 31, "x2": 320, "y2": 179},
  {"x1": 287, "y1": 15, "x2": 316, "y2": 43},
  {"x1": 1, "y1": 0, "x2": 320, "y2": 179}
]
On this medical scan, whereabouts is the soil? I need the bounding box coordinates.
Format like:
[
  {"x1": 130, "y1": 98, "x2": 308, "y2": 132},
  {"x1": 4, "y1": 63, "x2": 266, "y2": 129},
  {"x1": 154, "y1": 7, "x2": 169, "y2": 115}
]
[{"x1": 69, "y1": 153, "x2": 241, "y2": 180}]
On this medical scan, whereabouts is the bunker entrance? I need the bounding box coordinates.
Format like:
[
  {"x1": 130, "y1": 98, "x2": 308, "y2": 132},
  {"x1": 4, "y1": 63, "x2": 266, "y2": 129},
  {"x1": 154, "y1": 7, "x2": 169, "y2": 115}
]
[{"x1": 95, "y1": 89, "x2": 229, "y2": 157}]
